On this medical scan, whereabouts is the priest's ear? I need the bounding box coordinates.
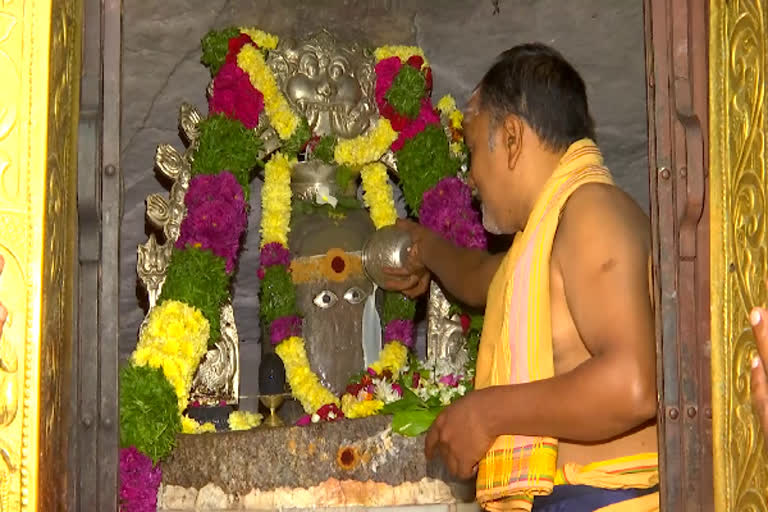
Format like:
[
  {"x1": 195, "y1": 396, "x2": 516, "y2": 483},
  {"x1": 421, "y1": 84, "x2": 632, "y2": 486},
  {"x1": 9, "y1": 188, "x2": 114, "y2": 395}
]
[{"x1": 502, "y1": 115, "x2": 523, "y2": 172}]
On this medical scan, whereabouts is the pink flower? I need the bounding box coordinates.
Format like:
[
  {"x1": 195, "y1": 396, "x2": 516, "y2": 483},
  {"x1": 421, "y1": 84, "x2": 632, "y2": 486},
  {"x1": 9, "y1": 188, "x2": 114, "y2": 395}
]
[
  {"x1": 390, "y1": 100, "x2": 440, "y2": 152},
  {"x1": 391, "y1": 383, "x2": 403, "y2": 397},
  {"x1": 119, "y1": 447, "x2": 162, "y2": 512},
  {"x1": 185, "y1": 172, "x2": 246, "y2": 211},
  {"x1": 269, "y1": 315, "x2": 302, "y2": 345},
  {"x1": 412, "y1": 372, "x2": 421, "y2": 388},
  {"x1": 209, "y1": 61, "x2": 264, "y2": 129},
  {"x1": 419, "y1": 177, "x2": 487, "y2": 250},
  {"x1": 176, "y1": 197, "x2": 248, "y2": 273},
  {"x1": 439, "y1": 374, "x2": 461, "y2": 387},
  {"x1": 260, "y1": 242, "x2": 291, "y2": 268},
  {"x1": 296, "y1": 415, "x2": 312, "y2": 426},
  {"x1": 367, "y1": 367, "x2": 378, "y2": 377},
  {"x1": 384, "y1": 319, "x2": 415, "y2": 348}
]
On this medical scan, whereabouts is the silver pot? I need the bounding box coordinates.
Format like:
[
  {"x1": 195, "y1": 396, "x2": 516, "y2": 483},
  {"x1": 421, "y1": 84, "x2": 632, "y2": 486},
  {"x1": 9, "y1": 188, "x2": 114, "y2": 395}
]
[{"x1": 361, "y1": 225, "x2": 414, "y2": 288}]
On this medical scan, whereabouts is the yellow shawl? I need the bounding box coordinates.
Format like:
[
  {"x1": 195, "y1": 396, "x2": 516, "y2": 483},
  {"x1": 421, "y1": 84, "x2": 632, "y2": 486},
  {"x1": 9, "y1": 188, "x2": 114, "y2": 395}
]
[{"x1": 474, "y1": 139, "x2": 657, "y2": 511}]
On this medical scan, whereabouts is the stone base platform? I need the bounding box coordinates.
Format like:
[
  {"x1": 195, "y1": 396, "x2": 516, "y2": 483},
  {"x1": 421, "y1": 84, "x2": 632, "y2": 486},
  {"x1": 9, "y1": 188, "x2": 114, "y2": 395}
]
[{"x1": 160, "y1": 416, "x2": 476, "y2": 510}]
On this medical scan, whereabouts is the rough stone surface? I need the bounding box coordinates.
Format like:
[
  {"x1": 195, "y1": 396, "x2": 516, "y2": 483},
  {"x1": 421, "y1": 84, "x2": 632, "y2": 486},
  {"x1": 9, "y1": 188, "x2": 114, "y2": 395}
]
[
  {"x1": 120, "y1": 1, "x2": 648, "y2": 380},
  {"x1": 161, "y1": 416, "x2": 474, "y2": 498}
]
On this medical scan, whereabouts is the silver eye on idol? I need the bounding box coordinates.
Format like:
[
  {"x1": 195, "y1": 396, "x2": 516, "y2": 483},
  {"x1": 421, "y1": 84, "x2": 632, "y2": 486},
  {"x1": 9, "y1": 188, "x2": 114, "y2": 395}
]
[{"x1": 313, "y1": 290, "x2": 338, "y2": 309}]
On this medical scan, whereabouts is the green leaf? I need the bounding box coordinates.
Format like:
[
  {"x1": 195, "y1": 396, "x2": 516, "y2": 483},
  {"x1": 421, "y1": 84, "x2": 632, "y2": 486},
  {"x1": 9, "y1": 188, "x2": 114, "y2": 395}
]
[
  {"x1": 391, "y1": 408, "x2": 443, "y2": 437},
  {"x1": 191, "y1": 114, "x2": 263, "y2": 200},
  {"x1": 259, "y1": 264, "x2": 297, "y2": 326},
  {"x1": 312, "y1": 135, "x2": 337, "y2": 164},
  {"x1": 201, "y1": 27, "x2": 241, "y2": 77},
  {"x1": 380, "y1": 387, "x2": 426, "y2": 414},
  {"x1": 385, "y1": 65, "x2": 426, "y2": 119},
  {"x1": 119, "y1": 364, "x2": 182, "y2": 462},
  {"x1": 280, "y1": 116, "x2": 311, "y2": 152},
  {"x1": 396, "y1": 124, "x2": 460, "y2": 213},
  {"x1": 159, "y1": 246, "x2": 231, "y2": 344},
  {"x1": 381, "y1": 291, "x2": 416, "y2": 325}
]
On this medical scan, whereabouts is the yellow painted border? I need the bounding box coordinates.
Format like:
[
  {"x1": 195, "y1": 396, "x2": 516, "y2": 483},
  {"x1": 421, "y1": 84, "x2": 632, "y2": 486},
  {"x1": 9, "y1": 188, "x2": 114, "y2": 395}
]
[
  {"x1": 710, "y1": 1, "x2": 768, "y2": 510},
  {"x1": 0, "y1": 0, "x2": 81, "y2": 509},
  {"x1": 708, "y1": 1, "x2": 727, "y2": 509}
]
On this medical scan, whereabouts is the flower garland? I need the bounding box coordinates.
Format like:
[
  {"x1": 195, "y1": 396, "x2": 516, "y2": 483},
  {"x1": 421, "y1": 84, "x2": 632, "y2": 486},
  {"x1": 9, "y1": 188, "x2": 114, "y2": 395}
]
[
  {"x1": 119, "y1": 31, "x2": 270, "y2": 507},
  {"x1": 237, "y1": 43, "x2": 300, "y2": 140},
  {"x1": 121, "y1": 32, "x2": 489, "y2": 510},
  {"x1": 333, "y1": 118, "x2": 398, "y2": 167},
  {"x1": 360, "y1": 162, "x2": 398, "y2": 229},
  {"x1": 258, "y1": 150, "x2": 410, "y2": 417}
]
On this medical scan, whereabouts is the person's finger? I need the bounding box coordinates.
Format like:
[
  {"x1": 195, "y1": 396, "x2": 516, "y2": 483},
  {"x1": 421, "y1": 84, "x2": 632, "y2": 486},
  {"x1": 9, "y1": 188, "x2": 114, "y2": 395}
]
[
  {"x1": 752, "y1": 356, "x2": 768, "y2": 423},
  {"x1": 383, "y1": 275, "x2": 418, "y2": 292},
  {"x1": 752, "y1": 307, "x2": 768, "y2": 364},
  {"x1": 382, "y1": 266, "x2": 412, "y2": 277},
  {"x1": 425, "y1": 424, "x2": 440, "y2": 459}
]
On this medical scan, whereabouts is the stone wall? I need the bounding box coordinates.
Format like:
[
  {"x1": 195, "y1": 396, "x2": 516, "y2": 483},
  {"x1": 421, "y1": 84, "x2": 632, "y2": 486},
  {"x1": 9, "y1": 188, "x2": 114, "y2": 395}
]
[{"x1": 119, "y1": 0, "x2": 649, "y2": 389}]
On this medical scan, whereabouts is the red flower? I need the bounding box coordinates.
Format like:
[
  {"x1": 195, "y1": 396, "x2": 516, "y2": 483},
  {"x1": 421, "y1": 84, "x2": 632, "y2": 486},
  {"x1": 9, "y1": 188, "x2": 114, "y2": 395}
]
[
  {"x1": 225, "y1": 34, "x2": 256, "y2": 64},
  {"x1": 257, "y1": 266, "x2": 265, "y2": 279},
  {"x1": 412, "y1": 372, "x2": 421, "y2": 388},
  {"x1": 406, "y1": 55, "x2": 425, "y2": 70},
  {"x1": 346, "y1": 383, "x2": 364, "y2": 396},
  {"x1": 424, "y1": 67, "x2": 433, "y2": 94},
  {"x1": 380, "y1": 369, "x2": 393, "y2": 381},
  {"x1": 460, "y1": 314, "x2": 471, "y2": 335},
  {"x1": 209, "y1": 61, "x2": 264, "y2": 129},
  {"x1": 317, "y1": 403, "x2": 344, "y2": 421}
]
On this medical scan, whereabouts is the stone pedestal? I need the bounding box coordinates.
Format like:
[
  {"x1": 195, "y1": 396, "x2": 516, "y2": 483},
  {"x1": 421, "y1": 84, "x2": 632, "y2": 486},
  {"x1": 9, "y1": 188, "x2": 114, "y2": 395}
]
[{"x1": 160, "y1": 416, "x2": 475, "y2": 510}]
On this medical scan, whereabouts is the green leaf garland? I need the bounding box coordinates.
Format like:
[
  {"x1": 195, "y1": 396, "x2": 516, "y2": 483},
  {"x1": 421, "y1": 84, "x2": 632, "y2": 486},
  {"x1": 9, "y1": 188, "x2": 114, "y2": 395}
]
[
  {"x1": 312, "y1": 135, "x2": 338, "y2": 164},
  {"x1": 280, "y1": 117, "x2": 312, "y2": 155},
  {"x1": 381, "y1": 291, "x2": 417, "y2": 327},
  {"x1": 396, "y1": 124, "x2": 460, "y2": 213},
  {"x1": 191, "y1": 114, "x2": 263, "y2": 199},
  {"x1": 385, "y1": 65, "x2": 426, "y2": 119},
  {"x1": 201, "y1": 27, "x2": 241, "y2": 77},
  {"x1": 158, "y1": 246, "x2": 230, "y2": 343},
  {"x1": 119, "y1": 364, "x2": 182, "y2": 462},
  {"x1": 259, "y1": 265, "x2": 297, "y2": 327}
]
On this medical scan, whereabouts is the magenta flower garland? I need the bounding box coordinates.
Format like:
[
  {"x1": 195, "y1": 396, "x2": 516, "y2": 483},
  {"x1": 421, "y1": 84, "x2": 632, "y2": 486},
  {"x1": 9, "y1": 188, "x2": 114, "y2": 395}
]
[{"x1": 119, "y1": 447, "x2": 163, "y2": 512}]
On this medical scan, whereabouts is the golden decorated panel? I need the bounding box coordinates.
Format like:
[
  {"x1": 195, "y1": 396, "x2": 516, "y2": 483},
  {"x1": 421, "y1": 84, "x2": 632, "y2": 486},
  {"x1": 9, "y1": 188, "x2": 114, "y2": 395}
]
[
  {"x1": 710, "y1": 0, "x2": 768, "y2": 510},
  {"x1": 0, "y1": 0, "x2": 81, "y2": 510}
]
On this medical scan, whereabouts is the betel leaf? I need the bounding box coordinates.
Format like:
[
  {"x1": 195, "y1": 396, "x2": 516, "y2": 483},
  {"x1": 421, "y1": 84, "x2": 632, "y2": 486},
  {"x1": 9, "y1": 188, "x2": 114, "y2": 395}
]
[
  {"x1": 391, "y1": 408, "x2": 443, "y2": 437},
  {"x1": 380, "y1": 387, "x2": 426, "y2": 415}
]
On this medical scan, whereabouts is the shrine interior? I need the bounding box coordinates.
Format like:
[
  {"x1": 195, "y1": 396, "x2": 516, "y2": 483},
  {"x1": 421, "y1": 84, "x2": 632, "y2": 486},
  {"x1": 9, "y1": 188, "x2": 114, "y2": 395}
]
[{"x1": 118, "y1": 0, "x2": 649, "y2": 409}]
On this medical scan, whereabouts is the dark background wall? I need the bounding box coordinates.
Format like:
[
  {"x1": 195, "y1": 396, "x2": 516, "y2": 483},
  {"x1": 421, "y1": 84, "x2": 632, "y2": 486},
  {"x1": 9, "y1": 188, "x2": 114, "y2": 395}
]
[{"x1": 119, "y1": 0, "x2": 649, "y2": 385}]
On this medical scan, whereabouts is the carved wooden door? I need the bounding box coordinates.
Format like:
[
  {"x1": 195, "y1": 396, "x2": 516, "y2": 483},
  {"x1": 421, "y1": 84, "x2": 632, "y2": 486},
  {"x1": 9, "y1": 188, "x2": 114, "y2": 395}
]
[
  {"x1": 710, "y1": 1, "x2": 768, "y2": 510},
  {"x1": 645, "y1": 0, "x2": 712, "y2": 509}
]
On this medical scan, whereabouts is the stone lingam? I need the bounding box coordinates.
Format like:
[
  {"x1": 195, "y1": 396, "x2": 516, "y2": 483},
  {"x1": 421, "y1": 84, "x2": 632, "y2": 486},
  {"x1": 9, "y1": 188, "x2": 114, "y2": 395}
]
[{"x1": 137, "y1": 27, "x2": 477, "y2": 510}]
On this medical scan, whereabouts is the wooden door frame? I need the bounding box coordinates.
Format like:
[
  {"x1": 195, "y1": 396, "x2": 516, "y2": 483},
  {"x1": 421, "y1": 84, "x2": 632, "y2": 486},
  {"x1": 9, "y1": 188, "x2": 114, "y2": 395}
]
[{"x1": 644, "y1": 1, "x2": 713, "y2": 510}]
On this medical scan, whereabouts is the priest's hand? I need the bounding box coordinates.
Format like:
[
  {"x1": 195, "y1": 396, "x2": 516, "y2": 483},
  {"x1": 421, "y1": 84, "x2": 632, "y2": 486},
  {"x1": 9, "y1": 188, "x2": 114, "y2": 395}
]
[
  {"x1": 750, "y1": 281, "x2": 768, "y2": 444},
  {"x1": 381, "y1": 219, "x2": 431, "y2": 298},
  {"x1": 425, "y1": 391, "x2": 494, "y2": 480}
]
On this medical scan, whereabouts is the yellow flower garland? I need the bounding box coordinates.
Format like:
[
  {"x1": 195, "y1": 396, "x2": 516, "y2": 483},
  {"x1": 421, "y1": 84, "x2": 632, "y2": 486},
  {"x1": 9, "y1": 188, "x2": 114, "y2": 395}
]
[
  {"x1": 237, "y1": 44, "x2": 299, "y2": 140},
  {"x1": 342, "y1": 394, "x2": 384, "y2": 419},
  {"x1": 437, "y1": 94, "x2": 457, "y2": 114},
  {"x1": 132, "y1": 300, "x2": 210, "y2": 410},
  {"x1": 228, "y1": 410, "x2": 263, "y2": 431},
  {"x1": 360, "y1": 162, "x2": 398, "y2": 229},
  {"x1": 369, "y1": 341, "x2": 408, "y2": 376},
  {"x1": 260, "y1": 122, "x2": 409, "y2": 417},
  {"x1": 260, "y1": 152, "x2": 295, "y2": 248},
  {"x1": 374, "y1": 45, "x2": 429, "y2": 68},
  {"x1": 239, "y1": 27, "x2": 279, "y2": 50},
  {"x1": 181, "y1": 414, "x2": 216, "y2": 434},
  {"x1": 275, "y1": 336, "x2": 340, "y2": 413},
  {"x1": 334, "y1": 118, "x2": 397, "y2": 167}
]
